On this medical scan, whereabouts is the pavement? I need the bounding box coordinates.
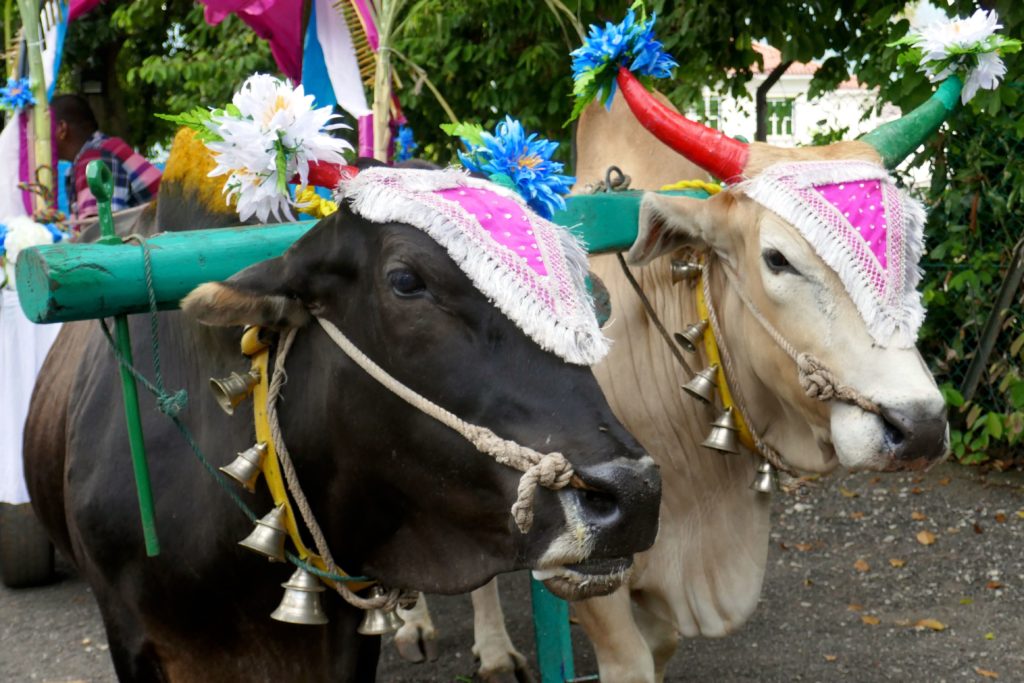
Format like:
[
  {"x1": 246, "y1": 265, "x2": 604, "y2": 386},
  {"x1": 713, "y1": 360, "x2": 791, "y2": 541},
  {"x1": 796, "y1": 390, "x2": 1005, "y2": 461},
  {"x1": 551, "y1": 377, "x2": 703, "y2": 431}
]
[{"x1": 2, "y1": 461, "x2": 1022, "y2": 682}]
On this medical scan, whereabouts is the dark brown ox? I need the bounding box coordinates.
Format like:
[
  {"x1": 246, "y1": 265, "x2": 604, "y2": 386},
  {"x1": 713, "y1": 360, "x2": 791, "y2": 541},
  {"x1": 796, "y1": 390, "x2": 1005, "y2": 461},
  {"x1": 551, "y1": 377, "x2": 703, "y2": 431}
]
[{"x1": 22, "y1": 137, "x2": 661, "y2": 681}]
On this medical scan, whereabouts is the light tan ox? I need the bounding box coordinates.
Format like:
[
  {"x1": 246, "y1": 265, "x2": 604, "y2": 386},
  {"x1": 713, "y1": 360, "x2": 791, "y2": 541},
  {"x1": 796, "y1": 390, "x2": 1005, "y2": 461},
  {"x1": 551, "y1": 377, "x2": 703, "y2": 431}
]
[
  {"x1": 395, "y1": 87, "x2": 952, "y2": 681},
  {"x1": 572, "y1": 89, "x2": 951, "y2": 679}
]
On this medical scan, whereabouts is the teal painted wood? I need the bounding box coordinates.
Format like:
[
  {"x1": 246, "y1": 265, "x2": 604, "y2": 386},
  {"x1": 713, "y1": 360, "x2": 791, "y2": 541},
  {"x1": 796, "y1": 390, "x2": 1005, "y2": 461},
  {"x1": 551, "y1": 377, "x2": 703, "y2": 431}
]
[
  {"x1": 16, "y1": 191, "x2": 710, "y2": 324},
  {"x1": 16, "y1": 220, "x2": 316, "y2": 323},
  {"x1": 554, "y1": 189, "x2": 711, "y2": 254},
  {"x1": 531, "y1": 577, "x2": 575, "y2": 683}
]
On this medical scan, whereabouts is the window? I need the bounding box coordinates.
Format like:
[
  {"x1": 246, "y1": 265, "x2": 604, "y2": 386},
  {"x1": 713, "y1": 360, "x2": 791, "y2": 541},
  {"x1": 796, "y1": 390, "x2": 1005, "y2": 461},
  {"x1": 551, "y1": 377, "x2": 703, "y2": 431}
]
[
  {"x1": 766, "y1": 98, "x2": 793, "y2": 137},
  {"x1": 704, "y1": 96, "x2": 721, "y2": 130}
]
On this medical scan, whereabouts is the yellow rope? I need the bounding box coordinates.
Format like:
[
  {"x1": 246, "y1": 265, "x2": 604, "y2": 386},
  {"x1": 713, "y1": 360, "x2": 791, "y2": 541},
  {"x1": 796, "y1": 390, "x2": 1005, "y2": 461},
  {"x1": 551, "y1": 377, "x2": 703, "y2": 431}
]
[{"x1": 659, "y1": 179, "x2": 723, "y2": 194}]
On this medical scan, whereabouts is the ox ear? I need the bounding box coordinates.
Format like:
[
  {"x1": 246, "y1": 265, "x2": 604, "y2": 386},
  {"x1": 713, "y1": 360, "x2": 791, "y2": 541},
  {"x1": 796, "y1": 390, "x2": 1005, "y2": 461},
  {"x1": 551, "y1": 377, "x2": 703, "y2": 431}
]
[
  {"x1": 627, "y1": 193, "x2": 714, "y2": 266},
  {"x1": 182, "y1": 256, "x2": 311, "y2": 329}
]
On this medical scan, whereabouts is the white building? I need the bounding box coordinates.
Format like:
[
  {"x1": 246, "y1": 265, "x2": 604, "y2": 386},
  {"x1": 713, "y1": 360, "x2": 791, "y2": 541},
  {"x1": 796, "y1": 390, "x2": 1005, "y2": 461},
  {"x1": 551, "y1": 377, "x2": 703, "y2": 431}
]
[{"x1": 697, "y1": 43, "x2": 903, "y2": 146}]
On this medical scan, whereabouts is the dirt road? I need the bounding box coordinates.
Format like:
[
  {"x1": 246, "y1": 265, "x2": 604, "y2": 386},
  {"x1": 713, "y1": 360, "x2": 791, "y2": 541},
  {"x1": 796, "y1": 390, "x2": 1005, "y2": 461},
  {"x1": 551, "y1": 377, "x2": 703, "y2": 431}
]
[{"x1": 2, "y1": 462, "x2": 1022, "y2": 682}]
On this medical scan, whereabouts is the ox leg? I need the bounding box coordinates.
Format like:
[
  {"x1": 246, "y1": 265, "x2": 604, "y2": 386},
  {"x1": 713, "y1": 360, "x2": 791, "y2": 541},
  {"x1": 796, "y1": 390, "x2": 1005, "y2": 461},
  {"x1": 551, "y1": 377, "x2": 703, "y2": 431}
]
[
  {"x1": 394, "y1": 593, "x2": 440, "y2": 663},
  {"x1": 471, "y1": 578, "x2": 532, "y2": 683},
  {"x1": 632, "y1": 600, "x2": 679, "y2": 683},
  {"x1": 573, "y1": 587, "x2": 655, "y2": 683},
  {"x1": 93, "y1": 593, "x2": 165, "y2": 682}
]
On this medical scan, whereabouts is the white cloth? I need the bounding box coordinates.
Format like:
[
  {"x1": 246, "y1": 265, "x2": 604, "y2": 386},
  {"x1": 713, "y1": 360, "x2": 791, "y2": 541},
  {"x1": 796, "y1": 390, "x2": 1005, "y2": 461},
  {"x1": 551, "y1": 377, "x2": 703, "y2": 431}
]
[
  {"x1": 0, "y1": 289, "x2": 61, "y2": 504},
  {"x1": 0, "y1": 117, "x2": 28, "y2": 222},
  {"x1": 315, "y1": 0, "x2": 371, "y2": 119}
]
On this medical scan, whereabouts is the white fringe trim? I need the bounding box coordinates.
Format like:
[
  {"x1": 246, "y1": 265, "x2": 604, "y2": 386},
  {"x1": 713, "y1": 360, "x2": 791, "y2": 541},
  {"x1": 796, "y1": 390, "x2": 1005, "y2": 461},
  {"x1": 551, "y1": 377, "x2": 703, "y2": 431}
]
[
  {"x1": 741, "y1": 161, "x2": 927, "y2": 348},
  {"x1": 341, "y1": 167, "x2": 609, "y2": 365}
]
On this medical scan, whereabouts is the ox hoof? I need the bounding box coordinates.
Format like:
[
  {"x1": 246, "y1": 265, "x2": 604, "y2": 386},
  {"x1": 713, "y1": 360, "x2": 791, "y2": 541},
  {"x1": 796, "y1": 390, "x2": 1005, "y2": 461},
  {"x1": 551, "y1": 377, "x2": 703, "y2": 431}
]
[
  {"x1": 393, "y1": 622, "x2": 439, "y2": 663},
  {"x1": 476, "y1": 650, "x2": 534, "y2": 683}
]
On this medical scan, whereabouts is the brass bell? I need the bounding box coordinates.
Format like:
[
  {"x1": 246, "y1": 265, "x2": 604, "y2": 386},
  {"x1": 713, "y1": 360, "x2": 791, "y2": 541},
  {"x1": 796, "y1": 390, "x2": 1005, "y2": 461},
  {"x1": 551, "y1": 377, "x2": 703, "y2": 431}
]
[
  {"x1": 357, "y1": 586, "x2": 405, "y2": 635},
  {"x1": 702, "y1": 406, "x2": 740, "y2": 454},
  {"x1": 210, "y1": 368, "x2": 261, "y2": 415},
  {"x1": 673, "y1": 320, "x2": 708, "y2": 354},
  {"x1": 670, "y1": 259, "x2": 701, "y2": 285},
  {"x1": 270, "y1": 567, "x2": 328, "y2": 625},
  {"x1": 749, "y1": 461, "x2": 779, "y2": 494},
  {"x1": 239, "y1": 504, "x2": 288, "y2": 562},
  {"x1": 682, "y1": 364, "x2": 719, "y2": 404},
  {"x1": 219, "y1": 442, "x2": 269, "y2": 492}
]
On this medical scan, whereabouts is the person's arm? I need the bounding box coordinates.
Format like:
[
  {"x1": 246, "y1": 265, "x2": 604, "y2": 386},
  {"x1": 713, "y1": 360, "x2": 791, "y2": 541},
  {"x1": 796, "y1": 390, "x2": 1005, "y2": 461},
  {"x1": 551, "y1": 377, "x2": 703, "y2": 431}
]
[{"x1": 124, "y1": 153, "x2": 162, "y2": 204}]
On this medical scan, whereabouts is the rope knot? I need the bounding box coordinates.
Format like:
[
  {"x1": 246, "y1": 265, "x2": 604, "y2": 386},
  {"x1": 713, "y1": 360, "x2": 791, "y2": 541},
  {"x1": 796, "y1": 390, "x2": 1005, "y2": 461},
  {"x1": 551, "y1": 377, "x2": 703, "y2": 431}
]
[
  {"x1": 797, "y1": 353, "x2": 837, "y2": 401},
  {"x1": 510, "y1": 452, "x2": 574, "y2": 534},
  {"x1": 157, "y1": 389, "x2": 189, "y2": 417}
]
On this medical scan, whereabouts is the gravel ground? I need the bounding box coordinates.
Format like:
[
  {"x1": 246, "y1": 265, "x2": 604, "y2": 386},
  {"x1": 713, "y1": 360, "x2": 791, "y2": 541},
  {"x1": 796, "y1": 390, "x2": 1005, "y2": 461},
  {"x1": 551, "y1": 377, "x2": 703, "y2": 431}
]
[{"x1": 2, "y1": 461, "x2": 1022, "y2": 682}]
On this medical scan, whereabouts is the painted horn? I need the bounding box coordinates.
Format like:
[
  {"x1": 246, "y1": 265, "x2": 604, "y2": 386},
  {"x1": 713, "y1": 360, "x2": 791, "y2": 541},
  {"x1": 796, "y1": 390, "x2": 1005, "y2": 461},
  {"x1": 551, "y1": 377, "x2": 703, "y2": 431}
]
[
  {"x1": 860, "y1": 76, "x2": 962, "y2": 169},
  {"x1": 293, "y1": 161, "x2": 359, "y2": 189},
  {"x1": 615, "y1": 66, "x2": 749, "y2": 182}
]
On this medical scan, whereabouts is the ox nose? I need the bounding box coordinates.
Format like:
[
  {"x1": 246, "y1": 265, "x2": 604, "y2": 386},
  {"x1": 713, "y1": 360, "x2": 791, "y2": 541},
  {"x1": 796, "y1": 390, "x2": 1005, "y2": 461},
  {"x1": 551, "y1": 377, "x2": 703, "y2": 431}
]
[
  {"x1": 571, "y1": 456, "x2": 661, "y2": 557},
  {"x1": 880, "y1": 403, "x2": 949, "y2": 462}
]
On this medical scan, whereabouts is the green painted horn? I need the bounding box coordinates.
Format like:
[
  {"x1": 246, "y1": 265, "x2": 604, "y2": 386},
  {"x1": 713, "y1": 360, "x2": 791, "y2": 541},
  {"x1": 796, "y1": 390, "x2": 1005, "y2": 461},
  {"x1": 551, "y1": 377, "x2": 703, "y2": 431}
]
[{"x1": 861, "y1": 76, "x2": 962, "y2": 169}]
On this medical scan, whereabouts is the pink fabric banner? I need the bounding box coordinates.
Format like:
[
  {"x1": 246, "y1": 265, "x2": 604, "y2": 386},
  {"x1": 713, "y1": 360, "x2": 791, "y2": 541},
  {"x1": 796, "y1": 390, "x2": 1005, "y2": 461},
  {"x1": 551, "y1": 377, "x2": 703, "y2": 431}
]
[
  {"x1": 68, "y1": 0, "x2": 103, "y2": 22},
  {"x1": 199, "y1": 0, "x2": 304, "y2": 83}
]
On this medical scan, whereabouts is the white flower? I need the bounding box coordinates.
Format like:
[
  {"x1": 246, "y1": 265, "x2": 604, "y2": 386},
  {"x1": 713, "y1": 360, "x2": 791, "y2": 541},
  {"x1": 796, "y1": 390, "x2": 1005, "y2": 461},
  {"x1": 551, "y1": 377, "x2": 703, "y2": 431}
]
[
  {"x1": 910, "y1": 10, "x2": 1012, "y2": 104},
  {"x1": 203, "y1": 73, "x2": 353, "y2": 221},
  {"x1": 962, "y1": 51, "x2": 1007, "y2": 104},
  {"x1": 2, "y1": 216, "x2": 57, "y2": 287},
  {"x1": 223, "y1": 170, "x2": 296, "y2": 224},
  {"x1": 916, "y1": 10, "x2": 1000, "y2": 61}
]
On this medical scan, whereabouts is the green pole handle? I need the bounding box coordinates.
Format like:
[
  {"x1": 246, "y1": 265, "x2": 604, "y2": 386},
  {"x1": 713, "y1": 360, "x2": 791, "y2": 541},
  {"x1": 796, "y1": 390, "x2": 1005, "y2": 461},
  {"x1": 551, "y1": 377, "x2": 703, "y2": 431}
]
[
  {"x1": 531, "y1": 577, "x2": 576, "y2": 682},
  {"x1": 86, "y1": 160, "x2": 160, "y2": 556}
]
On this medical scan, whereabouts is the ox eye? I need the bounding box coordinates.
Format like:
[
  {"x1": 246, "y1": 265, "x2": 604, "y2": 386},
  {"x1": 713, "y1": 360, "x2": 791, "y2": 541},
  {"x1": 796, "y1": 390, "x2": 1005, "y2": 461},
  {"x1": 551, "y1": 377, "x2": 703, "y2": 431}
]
[
  {"x1": 762, "y1": 248, "x2": 799, "y2": 275},
  {"x1": 388, "y1": 269, "x2": 426, "y2": 297}
]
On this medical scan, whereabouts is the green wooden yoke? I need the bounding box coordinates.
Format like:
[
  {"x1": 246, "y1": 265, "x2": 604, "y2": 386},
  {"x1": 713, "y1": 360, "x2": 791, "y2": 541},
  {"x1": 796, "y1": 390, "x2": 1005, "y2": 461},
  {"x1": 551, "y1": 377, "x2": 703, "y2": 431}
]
[{"x1": 15, "y1": 189, "x2": 709, "y2": 323}]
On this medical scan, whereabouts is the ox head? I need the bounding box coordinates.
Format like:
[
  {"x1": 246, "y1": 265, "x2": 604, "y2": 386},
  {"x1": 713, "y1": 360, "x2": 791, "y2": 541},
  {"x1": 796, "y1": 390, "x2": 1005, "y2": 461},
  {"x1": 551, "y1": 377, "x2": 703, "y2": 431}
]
[
  {"x1": 616, "y1": 71, "x2": 952, "y2": 473},
  {"x1": 183, "y1": 165, "x2": 660, "y2": 599}
]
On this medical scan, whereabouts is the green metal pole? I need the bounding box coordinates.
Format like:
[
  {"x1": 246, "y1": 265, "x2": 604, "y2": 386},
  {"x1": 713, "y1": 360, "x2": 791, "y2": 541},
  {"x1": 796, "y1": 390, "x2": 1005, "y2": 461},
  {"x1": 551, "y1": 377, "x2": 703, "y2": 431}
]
[
  {"x1": 88, "y1": 160, "x2": 160, "y2": 557},
  {"x1": 531, "y1": 577, "x2": 575, "y2": 683}
]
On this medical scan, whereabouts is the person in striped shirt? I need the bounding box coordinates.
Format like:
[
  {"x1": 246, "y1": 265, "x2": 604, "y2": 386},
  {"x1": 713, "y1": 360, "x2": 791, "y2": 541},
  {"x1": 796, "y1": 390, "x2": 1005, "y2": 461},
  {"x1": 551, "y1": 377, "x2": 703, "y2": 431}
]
[{"x1": 51, "y1": 94, "x2": 162, "y2": 223}]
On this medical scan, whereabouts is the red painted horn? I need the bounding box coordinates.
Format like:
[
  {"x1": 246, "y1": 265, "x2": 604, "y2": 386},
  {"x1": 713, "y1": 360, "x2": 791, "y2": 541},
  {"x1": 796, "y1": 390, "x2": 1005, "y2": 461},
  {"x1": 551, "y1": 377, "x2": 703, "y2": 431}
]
[
  {"x1": 616, "y1": 67, "x2": 748, "y2": 182},
  {"x1": 294, "y1": 161, "x2": 359, "y2": 189}
]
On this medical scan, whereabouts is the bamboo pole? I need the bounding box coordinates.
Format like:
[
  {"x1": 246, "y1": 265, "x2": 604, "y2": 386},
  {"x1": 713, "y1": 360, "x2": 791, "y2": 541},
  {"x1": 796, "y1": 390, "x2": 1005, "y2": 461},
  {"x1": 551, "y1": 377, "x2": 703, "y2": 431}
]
[{"x1": 16, "y1": 0, "x2": 53, "y2": 209}]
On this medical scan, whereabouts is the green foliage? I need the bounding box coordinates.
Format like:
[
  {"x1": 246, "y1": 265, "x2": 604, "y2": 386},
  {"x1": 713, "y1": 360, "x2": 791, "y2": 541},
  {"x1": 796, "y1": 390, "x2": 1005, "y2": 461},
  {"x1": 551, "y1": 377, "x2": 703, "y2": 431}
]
[
  {"x1": 439, "y1": 121, "x2": 486, "y2": 147},
  {"x1": 392, "y1": 1, "x2": 622, "y2": 164},
  {"x1": 911, "y1": 0, "x2": 1024, "y2": 465},
  {"x1": 58, "y1": 0, "x2": 275, "y2": 152},
  {"x1": 154, "y1": 107, "x2": 219, "y2": 142}
]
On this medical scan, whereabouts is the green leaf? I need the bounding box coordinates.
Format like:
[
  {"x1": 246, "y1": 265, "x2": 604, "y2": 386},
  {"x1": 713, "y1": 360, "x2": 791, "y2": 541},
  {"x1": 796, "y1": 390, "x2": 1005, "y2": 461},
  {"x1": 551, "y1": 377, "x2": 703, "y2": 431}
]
[
  {"x1": 940, "y1": 384, "x2": 965, "y2": 408},
  {"x1": 440, "y1": 122, "x2": 487, "y2": 148},
  {"x1": 966, "y1": 404, "x2": 982, "y2": 429},
  {"x1": 985, "y1": 413, "x2": 1003, "y2": 440}
]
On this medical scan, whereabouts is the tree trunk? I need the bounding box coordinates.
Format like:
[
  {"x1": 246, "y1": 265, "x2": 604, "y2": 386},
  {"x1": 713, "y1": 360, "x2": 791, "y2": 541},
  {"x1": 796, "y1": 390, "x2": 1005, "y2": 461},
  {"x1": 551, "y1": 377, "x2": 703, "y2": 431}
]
[{"x1": 755, "y1": 60, "x2": 792, "y2": 142}]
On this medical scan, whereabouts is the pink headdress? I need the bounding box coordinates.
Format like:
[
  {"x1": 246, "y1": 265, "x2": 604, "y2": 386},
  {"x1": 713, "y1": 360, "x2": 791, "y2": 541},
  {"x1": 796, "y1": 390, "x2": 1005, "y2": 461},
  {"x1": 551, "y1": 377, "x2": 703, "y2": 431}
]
[
  {"x1": 741, "y1": 160, "x2": 927, "y2": 348},
  {"x1": 340, "y1": 167, "x2": 609, "y2": 365}
]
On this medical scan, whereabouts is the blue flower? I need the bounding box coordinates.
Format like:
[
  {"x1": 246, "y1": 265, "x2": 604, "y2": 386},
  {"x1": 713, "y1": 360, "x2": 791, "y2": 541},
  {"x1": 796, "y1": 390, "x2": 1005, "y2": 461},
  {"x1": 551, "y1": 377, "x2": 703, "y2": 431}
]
[
  {"x1": 0, "y1": 78, "x2": 35, "y2": 111},
  {"x1": 569, "y1": 6, "x2": 677, "y2": 116},
  {"x1": 0, "y1": 223, "x2": 8, "y2": 257},
  {"x1": 458, "y1": 116, "x2": 574, "y2": 220},
  {"x1": 394, "y1": 125, "x2": 418, "y2": 162}
]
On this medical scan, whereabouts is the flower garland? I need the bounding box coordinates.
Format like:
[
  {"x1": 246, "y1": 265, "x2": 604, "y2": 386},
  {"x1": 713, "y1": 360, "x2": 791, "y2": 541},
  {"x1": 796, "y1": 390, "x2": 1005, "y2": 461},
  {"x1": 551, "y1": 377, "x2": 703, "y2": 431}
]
[
  {"x1": 1, "y1": 216, "x2": 69, "y2": 289},
  {"x1": 892, "y1": 9, "x2": 1020, "y2": 104},
  {"x1": 159, "y1": 74, "x2": 353, "y2": 222},
  {"x1": 0, "y1": 78, "x2": 35, "y2": 112},
  {"x1": 569, "y1": 1, "x2": 677, "y2": 120},
  {"x1": 442, "y1": 117, "x2": 574, "y2": 220}
]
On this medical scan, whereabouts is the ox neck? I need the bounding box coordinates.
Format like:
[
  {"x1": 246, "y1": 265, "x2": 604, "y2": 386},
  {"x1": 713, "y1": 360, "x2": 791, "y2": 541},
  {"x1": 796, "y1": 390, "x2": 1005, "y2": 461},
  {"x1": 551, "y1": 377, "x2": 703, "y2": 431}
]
[
  {"x1": 696, "y1": 257, "x2": 793, "y2": 475},
  {"x1": 241, "y1": 326, "x2": 371, "y2": 592}
]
